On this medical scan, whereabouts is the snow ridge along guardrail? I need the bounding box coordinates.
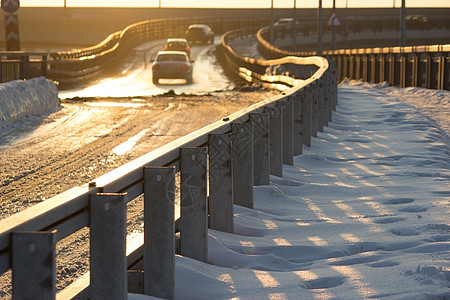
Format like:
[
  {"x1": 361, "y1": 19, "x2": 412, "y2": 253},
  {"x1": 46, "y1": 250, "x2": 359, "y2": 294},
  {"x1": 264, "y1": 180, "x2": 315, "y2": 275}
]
[{"x1": 0, "y1": 76, "x2": 59, "y2": 130}]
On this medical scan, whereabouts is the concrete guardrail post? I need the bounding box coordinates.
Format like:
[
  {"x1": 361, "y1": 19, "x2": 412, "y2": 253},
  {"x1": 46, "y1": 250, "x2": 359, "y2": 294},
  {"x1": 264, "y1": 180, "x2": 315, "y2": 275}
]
[
  {"x1": 292, "y1": 91, "x2": 304, "y2": 155},
  {"x1": 90, "y1": 193, "x2": 128, "y2": 300},
  {"x1": 144, "y1": 167, "x2": 175, "y2": 300},
  {"x1": 250, "y1": 113, "x2": 270, "y2": 185},
  {"x1": 208, "y1": 134, "x2": 234, "y2": 233},
  {"x1": 12, "y1": 230, "x2": 57, "y2": 299},
  {"x1": 265, "y1": 106, "x2": 283, "y2": 178},
  {"x1": 302, "y1": 87, "x2": 313, "y2": 147},
  {"x1": 279, "y1": 99, "x2": 294, "y2": 166},
  {"x1": 231, "y1": 122, "x2": 254, "y2": 208},
  {"x1": 311, "y1": 83, "x2": 319, "y2": 138},
  {"x1": 317, "y1": 79, "x2": 325, "y2": 132},
  {"x1": 180, "y1": 147, "x2": 208, "y2": 262}
]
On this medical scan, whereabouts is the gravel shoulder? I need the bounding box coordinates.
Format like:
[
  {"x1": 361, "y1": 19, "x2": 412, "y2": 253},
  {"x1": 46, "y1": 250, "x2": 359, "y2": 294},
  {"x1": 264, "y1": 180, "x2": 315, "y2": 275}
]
[{"x1": 0, "y1": 87, "x2": 278, "y2": 297}]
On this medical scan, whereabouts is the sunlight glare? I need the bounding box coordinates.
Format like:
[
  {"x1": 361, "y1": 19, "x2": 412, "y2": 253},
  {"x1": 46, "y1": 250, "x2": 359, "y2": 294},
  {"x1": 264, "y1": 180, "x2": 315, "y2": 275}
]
[
  {"x1": 307, "y1": 236, "x2": 328, "y2": 246},
  {"x1": 111, "y1": 129, "x2": 150, "y2": 155},
  {"x1": 253, "y1": 270, "x2": 279, "y2": 288},
  {"x1": 273, "y1": 238, "x2": 292, "y2": 246}
]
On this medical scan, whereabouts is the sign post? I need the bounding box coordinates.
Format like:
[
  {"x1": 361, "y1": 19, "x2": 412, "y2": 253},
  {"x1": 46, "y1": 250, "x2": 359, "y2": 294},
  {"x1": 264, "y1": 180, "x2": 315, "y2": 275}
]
[
  {"x1": 326, "y1": 9, "x2": 342, "y2": 51},
  {"x1": 2, "y1": 0, "x2": 20, "y2": 51}
]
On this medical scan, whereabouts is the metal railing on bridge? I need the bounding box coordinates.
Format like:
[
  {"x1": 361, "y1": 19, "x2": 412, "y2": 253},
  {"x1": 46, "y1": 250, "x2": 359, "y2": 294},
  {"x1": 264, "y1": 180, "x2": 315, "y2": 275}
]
[
  {"x1": 0, "y1": 52, "x2": 47, "y2": 83},
  {"x1": 257, "y1": 26, "x2": 450, "y2": 90}
]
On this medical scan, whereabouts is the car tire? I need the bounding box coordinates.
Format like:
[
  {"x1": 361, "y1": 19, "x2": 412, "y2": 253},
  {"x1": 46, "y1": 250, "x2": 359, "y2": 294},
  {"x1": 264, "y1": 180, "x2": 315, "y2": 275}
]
[
  {"x1": 186, "y1": 76, "x2": 193, "y2": 84},
  {"x1": 152, "y1": 77, "x2": 159, "y2": 84}
]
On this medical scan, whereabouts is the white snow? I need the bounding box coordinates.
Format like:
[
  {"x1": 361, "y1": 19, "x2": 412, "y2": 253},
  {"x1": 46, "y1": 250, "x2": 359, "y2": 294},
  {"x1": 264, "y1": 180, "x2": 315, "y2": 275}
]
[
  {"x1": 128, "y1": 81, "x2": 450, "y2": 300},
  {"x1": 0, "y1": 77, "x2": 60, "y2": 129},
  {"x1": 1, "y1": 72, "x2": 449, "y2": 299}
]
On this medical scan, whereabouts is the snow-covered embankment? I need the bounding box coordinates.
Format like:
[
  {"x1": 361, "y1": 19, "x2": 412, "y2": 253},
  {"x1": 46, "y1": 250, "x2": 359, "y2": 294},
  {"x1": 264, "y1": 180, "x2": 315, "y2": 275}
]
[{"x1": 0, "y1": 77, "x2": 60, "y2": 129}]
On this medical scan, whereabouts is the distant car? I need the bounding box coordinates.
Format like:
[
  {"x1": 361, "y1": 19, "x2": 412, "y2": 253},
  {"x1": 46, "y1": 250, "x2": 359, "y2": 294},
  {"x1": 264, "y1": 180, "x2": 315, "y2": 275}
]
[
  {"x1": 185, "y1": 24, "x2": 214, "y2": 44},
  {"x1": 152, "y1": 51, "x2": 193, "y2": 84},
  {"x1": 163, "y1": 38, "x2": 191, "y2": 58},
  {"x1": 274, "y1": 18, "x2": 300, "y2": 26}
]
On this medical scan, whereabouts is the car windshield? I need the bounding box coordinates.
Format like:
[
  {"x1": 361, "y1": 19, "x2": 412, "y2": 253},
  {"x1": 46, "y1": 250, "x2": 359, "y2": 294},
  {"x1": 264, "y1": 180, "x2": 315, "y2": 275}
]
[
  {"x1": 167, "y1": 42, "x2": 186, "y2": 47},
  {"x1": 189, "y1": 28, "x2": 204, "y2": 33},
  {"x1": 157, "y1": 54, "x2": 186, "y2": 62}
]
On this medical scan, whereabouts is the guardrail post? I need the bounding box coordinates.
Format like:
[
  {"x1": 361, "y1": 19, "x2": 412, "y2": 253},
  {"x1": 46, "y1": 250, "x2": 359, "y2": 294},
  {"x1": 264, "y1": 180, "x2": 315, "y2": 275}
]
[
  {"x1": 331, "y1": 66, "x2": 338, "y2": 111},
  {"x1": 311, "y1": 83, "x2": 319, "y2": 138},
  {"x1": 180, "y1": 147, "x2": 208, "y2": 262},
  {"x1": 250, "y1": 113, "x2": 270, "y2": 185},
  {"x1": 231, "y1": 122, "x2": 254, "y2": 208},
  {"x1": 292, "y1": 91, "x2": 304, "y2": 155},
  {"x1": 324, "y1": 76, "x2": 332, "y2": 123},
  {"x1": 144, "y1": 167, "x2": 175, "y2": 300},
  {"x1": 19, "y1": 54, "x2": 29, "y2": 79},
  {"x1": 12, "y1": 230, "x2": 57, "y2": 299},
  {"x1": 0, "y1": 57, "x2": 3, "y2": 83},
  {"x1": 208, "y1": 134, "x2": 233, "y2": 233},
  {"x1": 317, "y1": 79, "x2": 325, "y2": 132},
  {"x1": 279, "y1": 99, "x2": 294, "y2": 165},
  {"x1": 265, "y1": 106, "x2": 283, "y2": 178},
  {"x1": 325, "y1": 75, "x2": 332, "y2": 124},
  {"x1": 301, "y1": 87, "x2": 312, "y2": 148},
  {"x1": 41, "y1": 54, "x2": 48, "y2": 77},
  {"x1": 438, "y1": 56, "x2": 445, "y2": 90},
  {"x1": 90, "y1": 193, "x2": 127, "y2": 300}
]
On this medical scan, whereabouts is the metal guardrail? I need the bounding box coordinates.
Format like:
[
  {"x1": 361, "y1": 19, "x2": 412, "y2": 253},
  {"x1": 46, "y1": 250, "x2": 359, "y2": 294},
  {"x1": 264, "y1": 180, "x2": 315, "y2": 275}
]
[
  {"x1": 0, "y1": 52, "x2": 47, "y2": 83},
  {"x1": 324, "y1": 45, "x2": 450, "y2": 90},
  {"x1": 256, "y1": 26, "x2": 450, "y2": 90},
  {"x1": 0, "y1": 27, "x2": 336, "y2": 300}
]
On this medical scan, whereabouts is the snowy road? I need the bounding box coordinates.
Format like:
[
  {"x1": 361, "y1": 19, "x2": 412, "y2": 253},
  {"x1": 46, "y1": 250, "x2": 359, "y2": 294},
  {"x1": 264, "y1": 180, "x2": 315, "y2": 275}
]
[{"x1": 59, "y1": 37, "x2": 233, "y2": 99}]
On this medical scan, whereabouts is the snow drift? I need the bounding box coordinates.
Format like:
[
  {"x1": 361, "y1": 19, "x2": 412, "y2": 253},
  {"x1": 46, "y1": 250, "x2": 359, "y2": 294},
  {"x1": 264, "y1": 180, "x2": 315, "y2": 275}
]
[{"x1": 0, "y1": 77, "x2": 60, "y2": 129}]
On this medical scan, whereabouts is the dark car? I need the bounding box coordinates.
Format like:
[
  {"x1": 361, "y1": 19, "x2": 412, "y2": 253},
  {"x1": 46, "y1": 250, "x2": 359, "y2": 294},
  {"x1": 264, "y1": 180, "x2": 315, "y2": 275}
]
[
  {"x1": 152, "y1": 51, "x2": 193, "y2": 84},
  {"x1": 185, "y1": 24, "x2": 214, "y2": 44},
  {"x1": 274, "y1": 18, "x2": 300, "y2": 27},
  {"x1": 163, "y1": 38, "x2": 191, "y2": 58}
]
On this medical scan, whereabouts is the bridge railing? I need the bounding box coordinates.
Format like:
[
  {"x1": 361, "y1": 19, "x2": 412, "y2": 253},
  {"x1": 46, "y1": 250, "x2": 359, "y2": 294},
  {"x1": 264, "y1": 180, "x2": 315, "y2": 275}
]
[
  {"x1": 0, "y1": 52, "x2": 47, "y2": 83},
  {"x1": 256, "y1": 25, "x2": 450, "y2": 90},
  {"x1": 0, "y1": 25, "x2": 336, "y2": 300}
]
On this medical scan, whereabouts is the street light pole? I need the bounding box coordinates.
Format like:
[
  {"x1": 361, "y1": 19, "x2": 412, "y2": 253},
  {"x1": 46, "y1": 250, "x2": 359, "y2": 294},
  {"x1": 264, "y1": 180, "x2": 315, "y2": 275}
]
[
  {"x1": 400, "y1": 0, "x2": 406, "y2": 46},
  {"x1": 317, "y1": 0, "x2": 323, "y2": 55},
  {"x1": 332, "y1": 0, "x2": 336, "y2": 50},
  {"x1": 293, "y1": 0, "x2": 297, "y2": 52},
  {"x1": 270, "y1": 0, "x2": 274, "y2": 44}
]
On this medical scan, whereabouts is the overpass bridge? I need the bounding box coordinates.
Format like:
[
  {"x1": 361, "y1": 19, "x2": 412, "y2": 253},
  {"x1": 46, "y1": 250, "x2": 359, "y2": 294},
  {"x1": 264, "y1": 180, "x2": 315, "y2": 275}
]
[{"x1": 0, "y1": 8, "x2": 449, "y2": 90}]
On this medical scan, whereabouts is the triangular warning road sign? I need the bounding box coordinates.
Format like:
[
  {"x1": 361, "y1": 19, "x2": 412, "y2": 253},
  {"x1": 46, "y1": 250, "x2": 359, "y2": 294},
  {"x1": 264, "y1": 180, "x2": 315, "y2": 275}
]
[{"x1": 327, "y1": 10, "x2": 342, "y2": 27}]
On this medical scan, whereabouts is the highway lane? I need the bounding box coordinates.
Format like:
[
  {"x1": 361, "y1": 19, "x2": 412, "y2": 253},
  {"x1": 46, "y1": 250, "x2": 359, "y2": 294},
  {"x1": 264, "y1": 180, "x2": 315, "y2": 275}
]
[{"x1": 59, "y1": 36, "x2": 233, "y2": 99}]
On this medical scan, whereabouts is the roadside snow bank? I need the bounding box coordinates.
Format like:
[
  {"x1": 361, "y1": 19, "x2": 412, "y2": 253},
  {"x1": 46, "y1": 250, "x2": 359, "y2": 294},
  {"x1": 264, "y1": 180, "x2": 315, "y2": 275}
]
[{"x1": 0, "y1": 77, "x2": 60, "y2": 129}]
